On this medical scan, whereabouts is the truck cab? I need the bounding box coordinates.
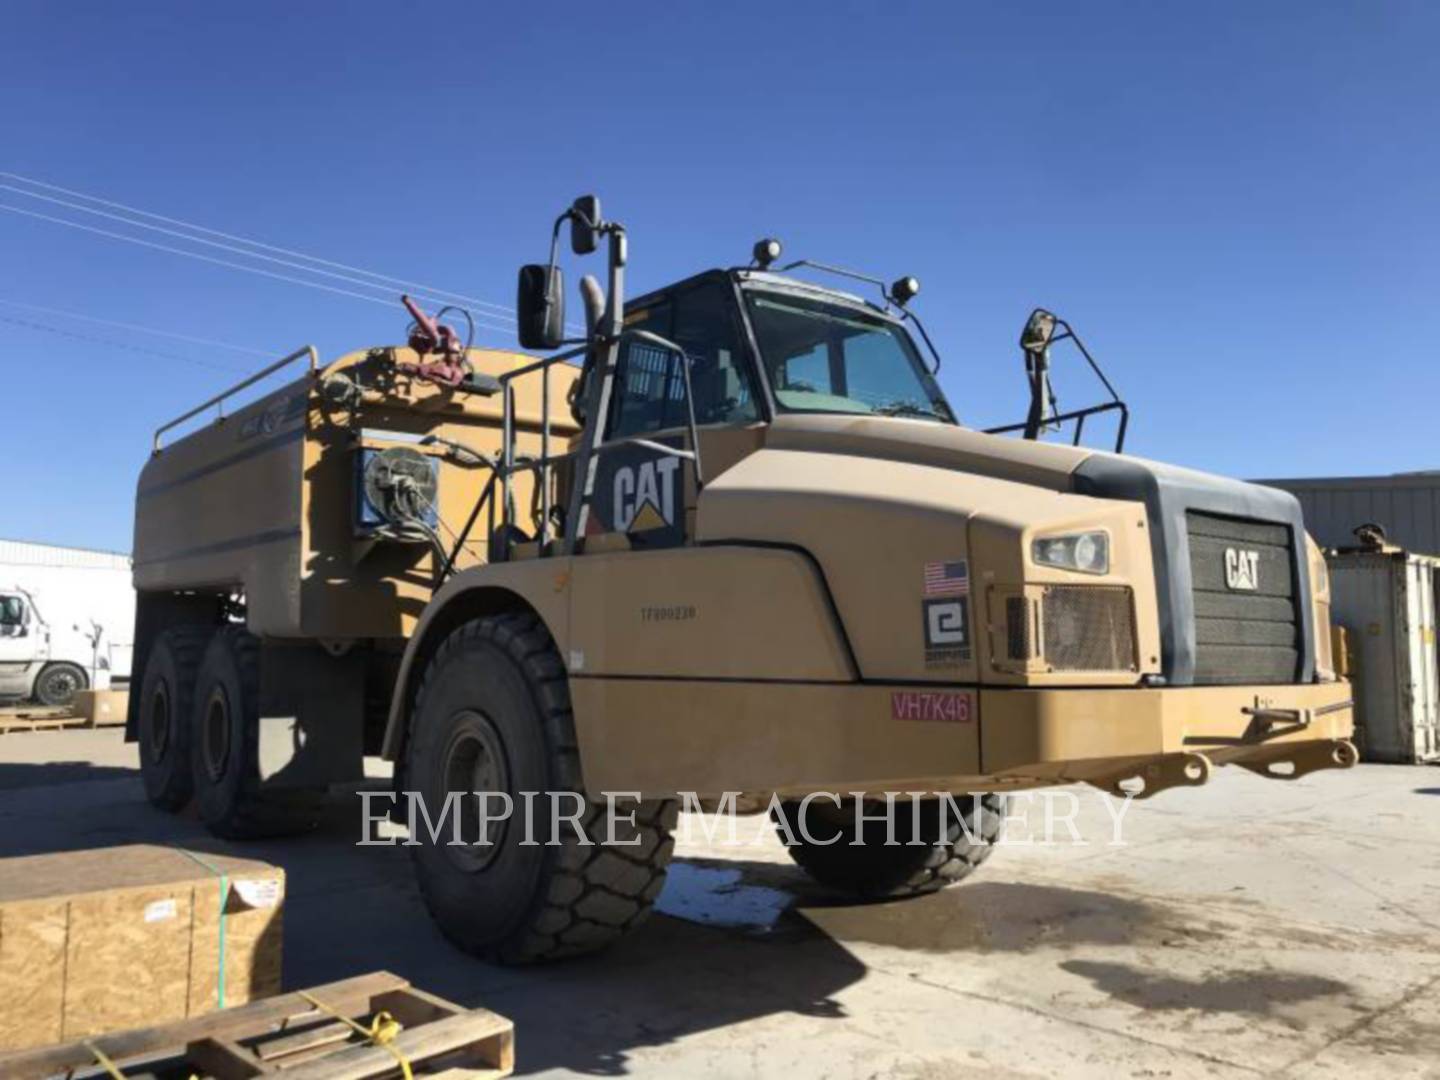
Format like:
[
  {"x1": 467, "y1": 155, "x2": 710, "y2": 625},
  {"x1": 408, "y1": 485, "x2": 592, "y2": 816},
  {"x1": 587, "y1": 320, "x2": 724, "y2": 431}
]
[
  {"x1": 0, "y1": 585, "x2": 110, "y2": 706},
  {"x1": 570, "y1": 267, "x2": 954, "y2": 544}
]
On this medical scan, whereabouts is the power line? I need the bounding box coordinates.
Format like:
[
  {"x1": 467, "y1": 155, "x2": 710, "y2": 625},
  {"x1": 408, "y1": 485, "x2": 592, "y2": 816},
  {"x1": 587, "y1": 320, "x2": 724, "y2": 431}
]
[
  {"x1": 0, "y1": 313, "x2": 249, "y2": 373},
  {"x1": 0, "y1": 182, "x2": 514, "y2": 324},
  {"x1": 0, "y1": 201, "x2": 514, "y2": 341},
  {"x1": 0, "y1": 297, "x2": 277, "y2": 357},
  {"x1": 0, "y1": 170, "x2": 519, "y2": 319}
]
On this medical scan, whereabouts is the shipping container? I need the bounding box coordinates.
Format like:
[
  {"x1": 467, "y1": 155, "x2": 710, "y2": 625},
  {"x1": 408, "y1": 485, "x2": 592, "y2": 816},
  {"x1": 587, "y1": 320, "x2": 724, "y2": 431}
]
[{"x1": 1327, "y1": 549, "x2": 1440, "y2": 764}]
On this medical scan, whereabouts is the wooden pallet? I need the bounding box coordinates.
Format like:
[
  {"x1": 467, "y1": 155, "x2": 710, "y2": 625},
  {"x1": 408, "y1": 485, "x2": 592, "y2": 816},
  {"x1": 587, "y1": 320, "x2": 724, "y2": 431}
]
[
  {"x1": 0, "y1": 707, "x2": 86, "y2": 735},
  {"x1": 0, "y1": 972, "x2": 513, "y2": 1079}
]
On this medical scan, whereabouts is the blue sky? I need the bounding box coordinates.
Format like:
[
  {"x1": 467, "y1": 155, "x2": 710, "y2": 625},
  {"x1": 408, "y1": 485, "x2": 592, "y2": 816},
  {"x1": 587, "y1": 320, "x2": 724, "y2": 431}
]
[{"x1": 2, "y1": 2, "x2": 1436, "y2": 552}]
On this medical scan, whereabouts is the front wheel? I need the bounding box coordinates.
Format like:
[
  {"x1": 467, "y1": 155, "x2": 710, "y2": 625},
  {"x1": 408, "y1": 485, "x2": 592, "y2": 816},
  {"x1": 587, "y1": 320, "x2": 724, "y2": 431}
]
[
  {"x1": 405, "y1": 613, "x2": 676, "y2": 964},
  {"x1": 34, "y1": 661, "x2": 87, "y2": 707},
  {"x1": 773, "y1": 793, "x2": 1006, "y2": 898}
]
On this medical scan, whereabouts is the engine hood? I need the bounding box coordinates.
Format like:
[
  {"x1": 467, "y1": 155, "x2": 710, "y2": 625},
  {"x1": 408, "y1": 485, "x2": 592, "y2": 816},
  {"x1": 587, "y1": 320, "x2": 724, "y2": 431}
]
[
  {"x1": 763, "y1": 414, "x2": 1092, "y2": 491},
  {"x1": 757, "y1": 413, "x2": 1315, "y2": 686}
]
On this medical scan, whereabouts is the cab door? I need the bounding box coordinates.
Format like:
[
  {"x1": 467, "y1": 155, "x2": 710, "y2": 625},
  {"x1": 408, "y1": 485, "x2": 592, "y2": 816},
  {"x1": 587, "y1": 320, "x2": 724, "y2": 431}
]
[
  {"x1": 586, "y1": 277, "x2": 765, "y2": 547},
  {"x1": 0, "y1": 592, "x2": 41, "y2": 697}
]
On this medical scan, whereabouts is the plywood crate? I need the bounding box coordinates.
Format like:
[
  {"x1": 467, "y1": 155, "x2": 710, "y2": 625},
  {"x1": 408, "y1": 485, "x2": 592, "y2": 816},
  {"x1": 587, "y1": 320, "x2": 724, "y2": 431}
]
[
  {"x1": 72, "y1": 688, "x2": 128, "y2": 727},
  {"x1": 0, "y1": 844, "x2": 284, "y2": 1052}
]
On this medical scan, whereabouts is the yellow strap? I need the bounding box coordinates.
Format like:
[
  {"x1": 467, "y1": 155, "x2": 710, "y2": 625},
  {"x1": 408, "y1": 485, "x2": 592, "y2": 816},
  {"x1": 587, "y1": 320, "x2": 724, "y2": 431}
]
[
  {"x1": 83, "y1": 1040, "x2": 126, "y2": 1080},
  {"x1": 297, "y1": 991, "x2": 411, "y2": 1080}
]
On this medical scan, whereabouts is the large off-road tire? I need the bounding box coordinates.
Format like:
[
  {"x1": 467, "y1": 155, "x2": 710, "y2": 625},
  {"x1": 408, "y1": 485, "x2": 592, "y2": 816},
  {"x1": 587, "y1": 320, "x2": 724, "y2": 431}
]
[
  {"x1": 405, "y1": 613, "x2": 677, "y2": 964},
  {"x1": 773, "y1": 793, "x2": 1006, "y2": 899},
  {"x1": 191, "y1": 626, "x2": 317, "y2": 839},
  {"x1": 34, "y1": 661, "x2": 87, "y2": 707},
  {"x1": 137, "y1": 626, "x2": 210, "y2": 811}
]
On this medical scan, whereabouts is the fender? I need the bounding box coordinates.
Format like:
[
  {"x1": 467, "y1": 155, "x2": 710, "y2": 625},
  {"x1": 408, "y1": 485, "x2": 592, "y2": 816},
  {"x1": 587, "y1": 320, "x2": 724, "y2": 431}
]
[{"x1": 380, "y1": 559, "x2": 572, "y2": 763}]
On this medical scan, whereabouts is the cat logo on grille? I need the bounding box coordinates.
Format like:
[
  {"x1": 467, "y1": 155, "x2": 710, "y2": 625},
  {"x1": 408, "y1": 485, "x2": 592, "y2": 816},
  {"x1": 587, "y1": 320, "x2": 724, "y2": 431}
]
[{"x1": 1224, "y1": 547, "x2": 1260, "y2": 591}]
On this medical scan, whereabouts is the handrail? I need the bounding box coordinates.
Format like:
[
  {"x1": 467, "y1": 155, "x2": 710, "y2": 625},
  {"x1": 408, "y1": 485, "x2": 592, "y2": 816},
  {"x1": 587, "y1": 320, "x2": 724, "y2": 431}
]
[
  {"x1": 153, "y1": 346, "x2": 319, "y2": 451},
  {"x1": 984, "y1": 399, "x2": 1129, "y2": 453},
  {"x1": 491, "y1": 327, "x2": 703, "y2": 558}
]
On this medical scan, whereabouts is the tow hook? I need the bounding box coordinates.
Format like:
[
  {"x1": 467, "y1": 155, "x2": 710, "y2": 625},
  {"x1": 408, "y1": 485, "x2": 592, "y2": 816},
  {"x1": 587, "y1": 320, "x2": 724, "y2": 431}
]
[
  {"x1": 1237, "y1": 738, "x2": 1360, "y2": 781},
  {"x1": 1088, "y1": 751, "x2": 1213, "y2": 801},
  {"x1": 1241, "y1": 695, "x2": 1354, "y2": 733}
]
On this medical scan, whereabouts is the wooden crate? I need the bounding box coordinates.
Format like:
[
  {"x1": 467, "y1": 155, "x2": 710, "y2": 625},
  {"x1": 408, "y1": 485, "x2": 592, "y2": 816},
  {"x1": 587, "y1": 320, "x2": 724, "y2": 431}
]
[
  {"x1": 0, "y1": 972, "x2": 514, "y2": 1079},
  {"x1": 0, "y1": 846, "x2": 284, "y2": 1052},
  {"x1": 73, "y1": 688, "x2": 128, "y2": 727}
]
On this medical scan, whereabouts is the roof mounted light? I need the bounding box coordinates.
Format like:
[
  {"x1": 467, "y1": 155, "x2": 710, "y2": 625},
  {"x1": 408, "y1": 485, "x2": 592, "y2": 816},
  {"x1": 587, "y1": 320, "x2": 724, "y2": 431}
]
[
  {"x1": 752, "y1": 238, "x2": 783, "y2": 269},
  {"x1": 889, "y1": 276, "x2": 921, "y2": 307}
]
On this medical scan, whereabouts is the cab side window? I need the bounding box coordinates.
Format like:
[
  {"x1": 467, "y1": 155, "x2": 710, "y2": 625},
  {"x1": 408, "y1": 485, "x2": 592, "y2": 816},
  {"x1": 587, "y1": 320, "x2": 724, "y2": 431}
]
[
  {"x1": 610, "y1": 281, "x2": 759, "y2": 437},
  {"x1": 0, "y1": 595, "x2": 25, "y2": 636}
]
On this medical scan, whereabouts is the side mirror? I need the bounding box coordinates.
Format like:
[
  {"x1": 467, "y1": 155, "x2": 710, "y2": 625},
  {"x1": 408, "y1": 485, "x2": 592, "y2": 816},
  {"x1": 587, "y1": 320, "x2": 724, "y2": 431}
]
[
  {"x1": 516, "y1": 264, "x2": 566, "y2": 350},
  {"x1": 570, "y1": 195, "x2": 602, "y2": 255},
  {"x1": 1020, "y1": 308, "x2": 1057, "y2": 354}
]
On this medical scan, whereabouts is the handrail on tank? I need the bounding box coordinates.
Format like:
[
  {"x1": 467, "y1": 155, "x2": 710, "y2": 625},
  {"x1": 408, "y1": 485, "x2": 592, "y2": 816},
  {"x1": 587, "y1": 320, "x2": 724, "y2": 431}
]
[{"x1": 152, "y1": 346, "x2": 319, "y2": 452}]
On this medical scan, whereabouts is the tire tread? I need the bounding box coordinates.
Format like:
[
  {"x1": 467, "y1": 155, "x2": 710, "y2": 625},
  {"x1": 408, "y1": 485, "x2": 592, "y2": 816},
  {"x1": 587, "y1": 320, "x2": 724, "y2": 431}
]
[
  {"x1": 409, "y1": 612, "x2": 676, "y2": 964},
  {"x1": 776, "y1": 793, "x2": 1005, "y2": 899}
]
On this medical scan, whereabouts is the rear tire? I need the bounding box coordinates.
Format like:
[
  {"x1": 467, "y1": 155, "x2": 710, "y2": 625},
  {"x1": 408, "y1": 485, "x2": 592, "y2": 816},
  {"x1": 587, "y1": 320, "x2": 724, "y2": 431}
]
[
  {"x1": 34, "y1": 662, "x2": 87, "y2": 707},
  {"x1": 405, "y1": 612, "x2": 676, "y2": 964},
  {"x1": 191, "y1": 626, "x2": 317, "y2": 839},
  {"x1": 137, "y1": 626, "x2": 210, "y2": 811},
  {"x1": 773, "y1": 793, "x2": 1006, "y2": 898}
]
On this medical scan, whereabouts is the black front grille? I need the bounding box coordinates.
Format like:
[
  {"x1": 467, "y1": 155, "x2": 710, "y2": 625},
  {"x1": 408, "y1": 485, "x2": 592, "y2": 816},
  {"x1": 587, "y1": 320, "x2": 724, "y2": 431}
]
[{"x1": 1186, "y1": 512, "x2": 1300, "y2": 684}]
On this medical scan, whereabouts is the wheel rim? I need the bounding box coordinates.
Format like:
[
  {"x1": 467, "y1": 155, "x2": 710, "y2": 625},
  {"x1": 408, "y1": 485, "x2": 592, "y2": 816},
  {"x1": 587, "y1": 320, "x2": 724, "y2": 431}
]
[
  {"x1": 202, "y1": 686, "x2": 232, "y2": 783},
  {"x1": 437, "y1": 710, "x2": 511, "y2": 873},
  {"x1": 44, "y1": 669, "x2": 79, "y2": 704},
  {"x1": 147, "y1": 682, "x2": 171, "y2": 764}
]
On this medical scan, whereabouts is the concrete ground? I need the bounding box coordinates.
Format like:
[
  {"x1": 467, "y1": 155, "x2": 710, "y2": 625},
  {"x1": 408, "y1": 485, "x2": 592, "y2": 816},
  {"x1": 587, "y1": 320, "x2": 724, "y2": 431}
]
[{"x1": 1, "y1": 729, "x2": 1437, "y2": 1078}]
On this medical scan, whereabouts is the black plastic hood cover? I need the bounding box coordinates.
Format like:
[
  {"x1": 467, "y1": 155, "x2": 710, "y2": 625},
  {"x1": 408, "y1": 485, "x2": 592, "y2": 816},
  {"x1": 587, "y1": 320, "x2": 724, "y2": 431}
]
[{"x1": 1073, "y1": 454, "x2": 1316, "y2": 686}]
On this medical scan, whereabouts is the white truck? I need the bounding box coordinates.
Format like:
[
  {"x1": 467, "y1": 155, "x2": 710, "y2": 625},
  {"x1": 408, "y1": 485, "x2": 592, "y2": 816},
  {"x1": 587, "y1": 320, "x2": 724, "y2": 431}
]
[{"x1": 0, "y1": 583, "x2": 114, "y2": 705}]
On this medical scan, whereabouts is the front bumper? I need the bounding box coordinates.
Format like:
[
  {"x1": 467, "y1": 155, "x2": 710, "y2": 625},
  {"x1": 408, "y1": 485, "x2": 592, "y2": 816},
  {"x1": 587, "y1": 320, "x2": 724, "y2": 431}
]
[
  {"x1": 572, "y1": 676, "x2": 1356, "y2": 799},
  {"x1": 981, "y1": 679, "x2": 1355, "y2": 793}
]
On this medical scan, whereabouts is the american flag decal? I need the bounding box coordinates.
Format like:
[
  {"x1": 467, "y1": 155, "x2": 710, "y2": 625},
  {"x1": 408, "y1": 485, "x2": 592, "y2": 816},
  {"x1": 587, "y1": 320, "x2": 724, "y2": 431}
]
[{"x1": 923, "y1": 560, "x2": 969, "y2": 597}]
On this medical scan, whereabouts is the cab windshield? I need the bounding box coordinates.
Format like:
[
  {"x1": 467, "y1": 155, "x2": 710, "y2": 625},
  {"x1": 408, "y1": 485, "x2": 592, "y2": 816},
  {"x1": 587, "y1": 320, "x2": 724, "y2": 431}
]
[{"x1": 744, "y1": 291, "x2": 955, "y2": 423}]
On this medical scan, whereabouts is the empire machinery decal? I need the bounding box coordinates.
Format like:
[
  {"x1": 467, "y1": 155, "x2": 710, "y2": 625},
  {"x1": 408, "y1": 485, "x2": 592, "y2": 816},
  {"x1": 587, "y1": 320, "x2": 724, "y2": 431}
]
[
  {"x1": 921, "y1": 559, "x2": 971, "y2": 667},
  {"x1": 891, "y1": 690, "x2": 974, "y2": 724}
]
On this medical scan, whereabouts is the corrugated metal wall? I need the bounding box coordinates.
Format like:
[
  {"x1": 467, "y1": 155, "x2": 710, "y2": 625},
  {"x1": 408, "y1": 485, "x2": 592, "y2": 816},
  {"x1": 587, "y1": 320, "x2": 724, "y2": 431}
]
[
  {"x1": 1257, "y1": 474, "x2": 1440, "y2": 555},
  {"x1": 0, "y1": 538, "x2": 131, "y2": 571}
]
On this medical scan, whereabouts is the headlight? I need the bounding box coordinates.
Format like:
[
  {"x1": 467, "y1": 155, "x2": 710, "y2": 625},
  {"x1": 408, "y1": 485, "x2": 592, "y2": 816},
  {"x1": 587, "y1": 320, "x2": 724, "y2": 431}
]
[{"x1": 1032, "y1": 530, "x2": 1109, "y2": 575}]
